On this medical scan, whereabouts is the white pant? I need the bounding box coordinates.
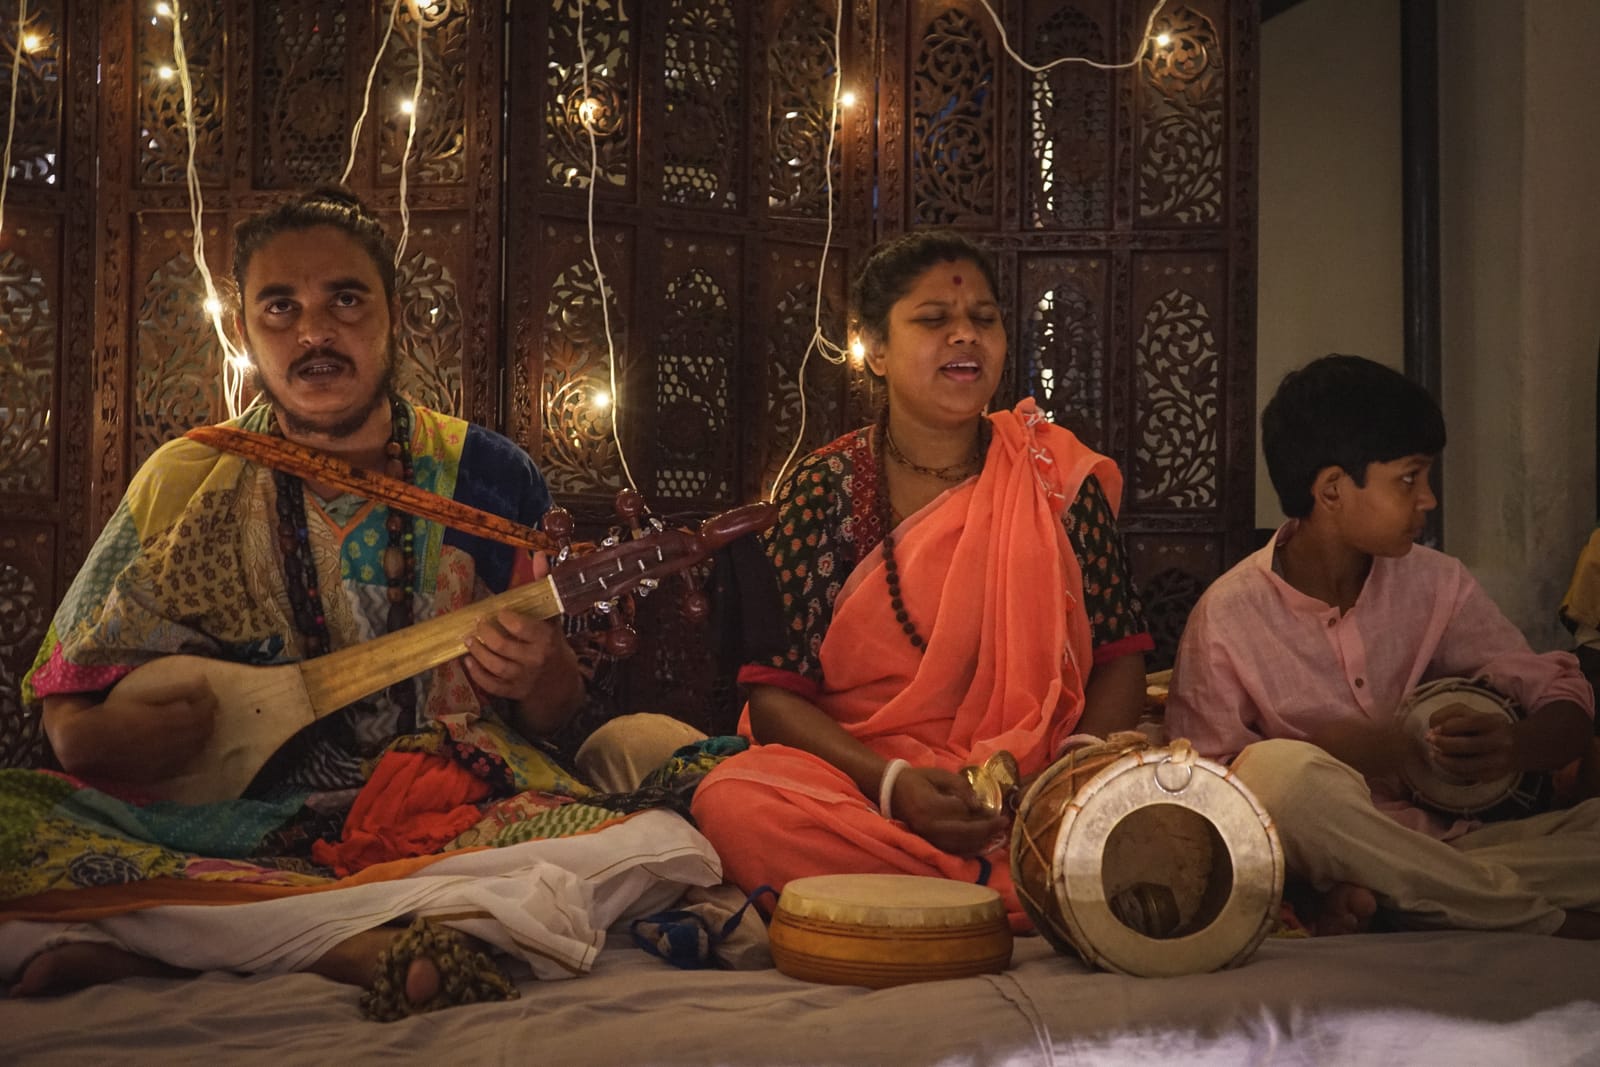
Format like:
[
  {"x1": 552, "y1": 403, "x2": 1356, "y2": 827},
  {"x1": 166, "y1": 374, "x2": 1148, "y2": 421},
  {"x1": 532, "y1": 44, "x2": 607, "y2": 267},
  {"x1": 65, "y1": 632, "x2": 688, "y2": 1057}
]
[
  {"x1": 0, "y1": 810, "x2": 720, "y2": 981},
  {"x1": 1233, "y1": 739, "x2": 1600, "y2": 934}
]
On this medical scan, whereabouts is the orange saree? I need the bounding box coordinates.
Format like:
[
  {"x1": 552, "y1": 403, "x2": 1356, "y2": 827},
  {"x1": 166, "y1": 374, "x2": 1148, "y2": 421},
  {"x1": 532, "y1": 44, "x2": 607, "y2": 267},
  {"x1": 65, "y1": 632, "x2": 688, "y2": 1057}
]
[{"x1": 692, "y1": 400, "x2": 1122, "y2": 929}]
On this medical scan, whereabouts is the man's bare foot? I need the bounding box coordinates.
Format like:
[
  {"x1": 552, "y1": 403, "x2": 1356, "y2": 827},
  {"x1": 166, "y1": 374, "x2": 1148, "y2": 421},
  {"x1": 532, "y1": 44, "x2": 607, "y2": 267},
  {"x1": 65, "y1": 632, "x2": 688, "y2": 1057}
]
[
  {"x1": 1554, "y1": 909, "x2": 1600, "y2": 940},
  {"x1": 1310, "y1": 882, "x2": 1378, "y2": 936},
  {"x1": 310, "y1": 927, "x2": 441, "y2": 1003},
  {"x1": 9, "y1": 942, "x2": 190, "y2": 997}
]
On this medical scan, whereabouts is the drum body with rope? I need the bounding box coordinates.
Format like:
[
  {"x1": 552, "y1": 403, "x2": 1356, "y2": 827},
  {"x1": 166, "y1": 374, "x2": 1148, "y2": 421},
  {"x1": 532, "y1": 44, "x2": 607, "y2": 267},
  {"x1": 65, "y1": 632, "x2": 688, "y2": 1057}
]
[
  {"x1": 768, "y1": 874, "x2": 1013, "y2": 988},
  {"x1": 1010, "y1": 734, "x2": 1283, "y2": 978},
  {"x1": 1397, "y1": 677, "x2": 1554, "y2": 820}
]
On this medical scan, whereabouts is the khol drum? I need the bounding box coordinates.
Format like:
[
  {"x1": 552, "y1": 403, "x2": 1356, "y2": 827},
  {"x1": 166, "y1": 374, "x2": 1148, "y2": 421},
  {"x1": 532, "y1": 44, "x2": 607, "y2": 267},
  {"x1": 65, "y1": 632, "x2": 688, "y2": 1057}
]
[
  {"x1": 1010, "y1": 733, "x2": 1283, "y2": 978},
  {"x1": 768, "y1": 873, "x2": 1013, "y2": 988},
  {"x1": 1397, "y1": 677, "x2": 1554, "y2": 820}
]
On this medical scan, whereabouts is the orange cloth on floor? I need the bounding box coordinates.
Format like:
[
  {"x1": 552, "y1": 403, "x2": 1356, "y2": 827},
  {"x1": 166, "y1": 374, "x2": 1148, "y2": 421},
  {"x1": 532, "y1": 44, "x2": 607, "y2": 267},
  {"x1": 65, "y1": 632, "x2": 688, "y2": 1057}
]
[
  {"x1": 311, "y1": 749, "x2": 491, "y2": 877},
  {"x1": 693, "y1": 399, "x2": 1121, "y2": 929}
]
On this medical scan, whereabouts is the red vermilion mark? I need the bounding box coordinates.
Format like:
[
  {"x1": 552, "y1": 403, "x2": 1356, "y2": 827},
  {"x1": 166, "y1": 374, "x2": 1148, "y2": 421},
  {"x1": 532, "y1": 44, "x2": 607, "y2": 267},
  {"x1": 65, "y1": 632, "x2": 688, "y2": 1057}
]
[{"x1": 952, "y1": 274, "x2": 963, "y2": 285}]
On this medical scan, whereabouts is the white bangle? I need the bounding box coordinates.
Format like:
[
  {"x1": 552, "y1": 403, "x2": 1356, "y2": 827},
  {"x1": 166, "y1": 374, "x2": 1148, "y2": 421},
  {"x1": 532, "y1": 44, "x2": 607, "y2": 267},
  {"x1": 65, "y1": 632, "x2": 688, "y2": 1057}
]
[{"x1": 878, "y1": 758, "x2": 911, "y2": 820}]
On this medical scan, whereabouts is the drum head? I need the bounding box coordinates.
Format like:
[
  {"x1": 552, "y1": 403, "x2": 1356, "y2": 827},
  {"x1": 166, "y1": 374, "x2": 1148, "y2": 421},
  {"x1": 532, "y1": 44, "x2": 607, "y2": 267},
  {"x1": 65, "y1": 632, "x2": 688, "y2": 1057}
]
[
  {"x1": 768, "y1": 874, "x2": 1013, "y2": 988},
  {"x1": 1398, "y1": 682, "x2": 1522, "y2": 815},
  {"x1": 1048, "y1": 748, "x2": 1284, "y2": 978}
]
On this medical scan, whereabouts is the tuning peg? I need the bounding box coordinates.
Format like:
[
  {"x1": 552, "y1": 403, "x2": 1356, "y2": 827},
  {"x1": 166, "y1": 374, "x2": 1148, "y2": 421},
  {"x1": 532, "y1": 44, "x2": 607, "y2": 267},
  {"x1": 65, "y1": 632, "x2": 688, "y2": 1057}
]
[
  {"x1": 615, "y1": 488, "x2": 649, "y2": 539},
  {"x1": 543, "y1": 506, "x2": 575, "y2": 559},
  {"x1": 681, "y1": 588, "x2": 710, "y2": 623},
  {"x1": 604, "y1": 619, "x2": 638, "y2": 658}
]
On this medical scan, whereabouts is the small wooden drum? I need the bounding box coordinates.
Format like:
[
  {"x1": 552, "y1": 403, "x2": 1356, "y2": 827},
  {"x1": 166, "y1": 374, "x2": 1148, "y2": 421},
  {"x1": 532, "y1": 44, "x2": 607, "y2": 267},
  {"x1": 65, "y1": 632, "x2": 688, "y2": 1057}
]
[
  {"x1": 768, "y1": 874, "x2": 1014, "y2": 989},
  {"x1": 1011, "y1": 734, "x2": 1283, "y2": 978},
  {"x1": 1397, "y1": 677, "x2": 1553, "y2": 819}
]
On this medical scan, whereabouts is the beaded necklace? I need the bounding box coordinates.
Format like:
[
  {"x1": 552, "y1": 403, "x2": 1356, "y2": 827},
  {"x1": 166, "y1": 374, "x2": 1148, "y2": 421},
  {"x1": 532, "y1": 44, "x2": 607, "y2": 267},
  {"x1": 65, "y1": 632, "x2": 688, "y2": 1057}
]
[
  {"x1": 272, "y1": 395, "x2": 415, "y2": 660},
  {"x1": 883, "y1": 425, "x2": 983, "y2": 482},
  {"x1": 875, "y1": 413, "x2": 991, "y2": 654}
]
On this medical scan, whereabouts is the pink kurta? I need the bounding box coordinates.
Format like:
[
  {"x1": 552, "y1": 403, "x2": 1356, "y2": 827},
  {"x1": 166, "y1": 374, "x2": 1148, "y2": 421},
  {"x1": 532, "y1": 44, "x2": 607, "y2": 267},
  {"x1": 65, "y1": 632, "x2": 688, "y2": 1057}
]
[
  {"x1": 692, "y1": 401, "x2": 1122, "y2": 929},
  {"x1": 1167, "y1": 521, "x2": 1595, "y2": 839}
]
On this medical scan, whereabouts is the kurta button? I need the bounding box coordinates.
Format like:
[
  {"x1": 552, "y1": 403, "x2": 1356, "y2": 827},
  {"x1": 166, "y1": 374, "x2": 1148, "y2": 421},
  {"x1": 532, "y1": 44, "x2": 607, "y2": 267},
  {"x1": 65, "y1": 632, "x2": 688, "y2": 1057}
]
[
  {"x1": 1354, "y1": 678, "x2": 1365, "y2": 688},
  {"x1": 1327, "y1": 617, "x2": 1336, "y2": 627}
]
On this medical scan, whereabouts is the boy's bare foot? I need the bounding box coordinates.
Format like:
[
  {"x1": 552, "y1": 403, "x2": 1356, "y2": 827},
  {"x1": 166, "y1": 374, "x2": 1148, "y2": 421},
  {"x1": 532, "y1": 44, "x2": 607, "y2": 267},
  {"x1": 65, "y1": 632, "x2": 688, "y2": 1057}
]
[
  {"x1": 1310, "y1": 882, "x2": 1378, "y2": 936},
  {"x1": 9, "y1": 942, "x2": 190, "y2": 997}
]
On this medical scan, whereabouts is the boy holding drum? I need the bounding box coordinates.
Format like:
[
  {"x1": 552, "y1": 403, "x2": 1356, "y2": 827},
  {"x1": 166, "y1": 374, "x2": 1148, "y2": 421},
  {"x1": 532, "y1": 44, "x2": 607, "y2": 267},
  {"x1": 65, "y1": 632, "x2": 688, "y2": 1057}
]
[{"x1": 1167, "y1": 354, "x2": 1599, "y2": 938}]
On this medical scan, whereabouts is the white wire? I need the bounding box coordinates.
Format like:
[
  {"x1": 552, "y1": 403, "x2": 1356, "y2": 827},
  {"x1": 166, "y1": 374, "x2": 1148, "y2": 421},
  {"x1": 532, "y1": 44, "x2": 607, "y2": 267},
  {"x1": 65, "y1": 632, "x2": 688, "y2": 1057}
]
[
  {"x1": 392, "y1": 6, "x2": 425, "y2": 267},
  {"x1": 167, "y1": 0, "x2": 250, "y2": 418},
  {"x1": 576, "y1": 0, "x2": 639, "y2": 493},
  {"x1": 766, "y1": 0, "x2": 849, "y2": 498},
  {"x1": 340, "y1": 0, "x2": 402, "y2": 187},
  {"x1": 975, "y1": 0, "x2": 1170, "y2": 72},
  {"x1": 0, "y1": 0, "x2": 24, "y2": 242},
  {"x1": 767, "y1": 0, "x2": 1173, "y2": 497}
]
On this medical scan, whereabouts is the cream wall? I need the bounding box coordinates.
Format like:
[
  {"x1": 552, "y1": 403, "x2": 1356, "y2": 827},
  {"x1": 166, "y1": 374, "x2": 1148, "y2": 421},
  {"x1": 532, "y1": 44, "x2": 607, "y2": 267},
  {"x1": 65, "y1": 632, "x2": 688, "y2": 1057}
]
[
  {"x1": 1257, "y1": 0, "x2": 1599, "y2": 651},
  {"x1": 1257, "y1": 0, "x2": 1403, "y2": 525},
  {"x1": 1439, "y1": 0, "x2": 1600, "y2": 651}
]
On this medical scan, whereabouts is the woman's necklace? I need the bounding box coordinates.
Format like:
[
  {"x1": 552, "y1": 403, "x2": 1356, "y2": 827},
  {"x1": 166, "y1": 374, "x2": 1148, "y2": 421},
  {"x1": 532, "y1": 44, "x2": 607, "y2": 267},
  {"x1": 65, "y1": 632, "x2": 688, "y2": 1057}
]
[
  {"x1": 883, "y1": 425, "x2": 983, "y2": 483},
  {"x1": 874, "y1": 414, "x2": 992, "y2": 654},
  {"x1": 273, "y1": 395, "x2": 415, "y2": 659}
]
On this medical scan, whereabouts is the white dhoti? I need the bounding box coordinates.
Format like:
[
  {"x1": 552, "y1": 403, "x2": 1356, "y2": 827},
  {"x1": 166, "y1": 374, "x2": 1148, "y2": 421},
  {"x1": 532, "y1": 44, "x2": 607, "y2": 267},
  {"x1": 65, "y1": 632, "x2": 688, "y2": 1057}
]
[{"x1": 0, "y1": 809, "x2": 720, "y2": 981}]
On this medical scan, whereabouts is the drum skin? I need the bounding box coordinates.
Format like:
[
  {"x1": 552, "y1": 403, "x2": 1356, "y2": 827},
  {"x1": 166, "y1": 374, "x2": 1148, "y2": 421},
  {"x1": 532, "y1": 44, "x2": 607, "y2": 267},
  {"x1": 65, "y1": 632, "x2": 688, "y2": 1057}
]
[
  {"x1": 1398, "y1": 678, "x2": 1526, "y2": 816},
  {"x1": 768, "y1": 874, "x2": 1014, "y2": 989},
  {"x1": 1011, "y1": 735, "x2": 1284, "y2": 978}
]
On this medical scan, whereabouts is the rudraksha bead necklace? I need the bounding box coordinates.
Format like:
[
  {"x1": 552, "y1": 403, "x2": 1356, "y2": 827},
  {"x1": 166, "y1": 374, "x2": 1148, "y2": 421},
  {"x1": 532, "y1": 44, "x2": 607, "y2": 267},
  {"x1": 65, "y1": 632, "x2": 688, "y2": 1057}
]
[{"x1": 874, "y1": 412, "x2": 991, "y2": 654}]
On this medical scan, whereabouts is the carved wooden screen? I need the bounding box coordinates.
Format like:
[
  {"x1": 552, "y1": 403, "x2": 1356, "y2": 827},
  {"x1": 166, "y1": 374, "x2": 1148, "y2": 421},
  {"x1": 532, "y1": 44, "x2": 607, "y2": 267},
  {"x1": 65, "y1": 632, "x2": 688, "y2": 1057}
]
[
  {"x1": 0, "y1": 0, "x2": 505, "y2": 767},
  {"x1": 875, "y1": 0, "x2": 1257, "y2": 668},
  {"x1": 506, "y1": 0, "x2": 1256, "y2": 731},
  {"x1": 0, "y1": 0, "x2": 1255, "y2": 763},
  {"x1": 0, "y1": 0, "x2": 94, "y2": 768}
]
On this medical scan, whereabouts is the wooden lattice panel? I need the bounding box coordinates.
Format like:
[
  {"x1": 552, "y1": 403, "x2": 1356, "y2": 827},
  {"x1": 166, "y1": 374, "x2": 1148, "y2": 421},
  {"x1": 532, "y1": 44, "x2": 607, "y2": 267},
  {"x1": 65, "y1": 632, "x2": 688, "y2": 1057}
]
[{"x1": 0, "y1": 1, "x2": 1257, "y2": 756}]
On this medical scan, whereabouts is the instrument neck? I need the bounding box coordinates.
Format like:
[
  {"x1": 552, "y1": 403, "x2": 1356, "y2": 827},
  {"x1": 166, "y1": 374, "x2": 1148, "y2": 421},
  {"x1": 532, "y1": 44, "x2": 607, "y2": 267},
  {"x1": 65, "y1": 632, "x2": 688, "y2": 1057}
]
[{"x1": 296, "y1": 576, "x2": 561, "y2": 717}]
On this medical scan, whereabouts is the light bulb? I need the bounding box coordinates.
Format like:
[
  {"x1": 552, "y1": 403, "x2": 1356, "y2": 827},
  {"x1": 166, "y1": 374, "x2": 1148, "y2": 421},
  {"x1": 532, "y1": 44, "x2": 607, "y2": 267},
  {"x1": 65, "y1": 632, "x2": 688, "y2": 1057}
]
[
  {"x1": 399, "y1": 99, "x2": 416, "y2": 115},
  {"x1": 578, "y1": 98, "x2": 601, "y2": 126},
  {"x1": 22, "y1": 34, "x2": 42, "y2": 52},
  {"x1": 840, "y1": 91, "x2": 857, "y2": 108},
  {"x1": 1155, "y1": 33, "x2": 1172, "y2": 47},
  {"x1": 204, "y1": 297, "x2": 223, "y2": 316},
  {"x1": 849, "y1": 339, "x2": 866, "y2": 364},
  {"x1": 156, "y1": 2, "x2": 172, "y2": 17},
  {"x1": 158, "y1": 65, "x2": 175, "y2": 79},
  {"x1": 593, "y1": 390, "x2": 612, "y2": 410}
]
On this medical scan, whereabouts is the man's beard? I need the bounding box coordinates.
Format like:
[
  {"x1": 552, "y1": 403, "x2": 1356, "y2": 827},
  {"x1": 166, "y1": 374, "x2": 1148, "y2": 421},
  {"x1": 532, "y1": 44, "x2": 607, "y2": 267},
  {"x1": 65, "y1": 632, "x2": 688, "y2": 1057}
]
[{"x1": 252, "y1": 344, "x2": 397, "y2": 440}]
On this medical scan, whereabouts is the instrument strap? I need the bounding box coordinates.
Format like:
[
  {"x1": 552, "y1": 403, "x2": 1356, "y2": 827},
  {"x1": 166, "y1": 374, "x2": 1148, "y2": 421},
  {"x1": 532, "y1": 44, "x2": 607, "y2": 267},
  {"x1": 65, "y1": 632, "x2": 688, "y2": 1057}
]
[{"x1": 187, "y1": 425, "x2": 559, "y2": 553}]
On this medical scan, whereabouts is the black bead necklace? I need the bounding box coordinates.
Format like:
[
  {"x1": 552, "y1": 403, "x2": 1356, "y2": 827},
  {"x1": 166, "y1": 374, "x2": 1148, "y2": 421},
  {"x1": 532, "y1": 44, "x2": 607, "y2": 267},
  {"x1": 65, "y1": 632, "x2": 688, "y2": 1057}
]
[{"x1": 272, "y1": 395, "x2": 415, "y2": 659}]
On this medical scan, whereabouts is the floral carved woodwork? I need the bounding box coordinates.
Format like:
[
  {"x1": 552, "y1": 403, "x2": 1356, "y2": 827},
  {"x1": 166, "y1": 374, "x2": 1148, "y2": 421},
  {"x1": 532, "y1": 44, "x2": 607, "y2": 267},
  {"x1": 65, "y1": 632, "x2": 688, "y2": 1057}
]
[
  {"x1": 0, "y1": 248, "x2": 56, "y2": 496},
  {"x1": 0, "y1": 0, "x2": 1256, "y2": 750}
]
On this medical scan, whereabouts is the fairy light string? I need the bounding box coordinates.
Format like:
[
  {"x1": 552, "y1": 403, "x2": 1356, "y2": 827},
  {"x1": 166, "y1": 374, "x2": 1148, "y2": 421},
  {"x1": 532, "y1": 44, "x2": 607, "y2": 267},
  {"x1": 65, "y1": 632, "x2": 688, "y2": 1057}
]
[
  {"x1": 574, "y1": 0, "x2": 640, "y2": 494},
  {"x1": 391, "y1": 0, "x2": 427, "y2": 268},
  {"x1": 340, "y1": 0, "x2": 403, "y2": 187},
  {"x1": 766, "y1": 0, "x2": 851, "y2": 497},
  {"x1": 0, "y1": 0, "x2": 26, "y2": 243},
  {"x1": 767, "y1": 0, "x2": 1176, "y2": 497},
  {"x1": 161, "y1": 0, "x2": 251, "y2": 418}
]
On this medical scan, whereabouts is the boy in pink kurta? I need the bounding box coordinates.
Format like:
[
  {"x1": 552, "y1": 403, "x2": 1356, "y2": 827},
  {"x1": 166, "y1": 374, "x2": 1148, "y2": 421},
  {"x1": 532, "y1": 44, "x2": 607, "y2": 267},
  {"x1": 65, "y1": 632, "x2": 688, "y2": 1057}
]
[{"x1": 1168, "y1": 355, "x2": 1599, "y2": 936}]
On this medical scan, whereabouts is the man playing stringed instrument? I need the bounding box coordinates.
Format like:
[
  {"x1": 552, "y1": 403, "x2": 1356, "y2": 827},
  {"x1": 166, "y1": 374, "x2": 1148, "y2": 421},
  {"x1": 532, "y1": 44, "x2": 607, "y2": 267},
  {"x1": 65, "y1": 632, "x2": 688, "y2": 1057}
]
[{"x1": 4, "y1": 187, "x2": 724, "y2": 1018}]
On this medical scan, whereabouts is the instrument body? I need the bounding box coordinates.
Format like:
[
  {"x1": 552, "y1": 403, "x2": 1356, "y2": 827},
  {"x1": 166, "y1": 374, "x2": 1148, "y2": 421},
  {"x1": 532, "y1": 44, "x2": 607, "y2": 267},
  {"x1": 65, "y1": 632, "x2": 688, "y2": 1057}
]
[
  {"x1": 768, "y1": 873, "x2": 1013, "y2": 989},
  {"x1": 114, "y1": 503, "x2": 775, "y2": 804},
  {"x1": 1397, "y1": 676, "x2": 1554, "y2": 820},
  {"x1": 1010, "y1": 734, "x2": 1283, "y2": 978}
]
